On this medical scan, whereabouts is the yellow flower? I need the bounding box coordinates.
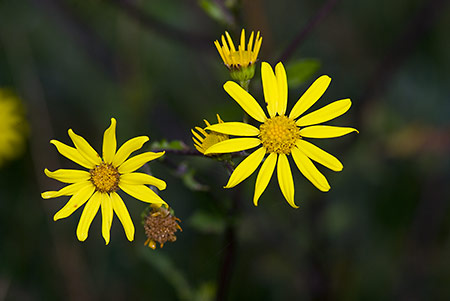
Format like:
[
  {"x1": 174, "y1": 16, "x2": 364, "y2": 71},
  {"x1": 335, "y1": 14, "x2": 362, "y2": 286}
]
[
  {"x1": 214, "y1": 29, "x2": 262, "y2": 82},
  {"x1": 42, "y1": 118, "x2": 168, "y2": 244},
  {"x1": 204, "y1": 62, "x2": 358, "y2": 208},
  {"x1": 0, "y1": 89, "x2": 28, "y2": 166},
  {"x1": 215, "y1": 29, "x2": 262, "y2": 69},
  {"x1": 191, "y1": 114, "x2": 228, "y2": 155}
]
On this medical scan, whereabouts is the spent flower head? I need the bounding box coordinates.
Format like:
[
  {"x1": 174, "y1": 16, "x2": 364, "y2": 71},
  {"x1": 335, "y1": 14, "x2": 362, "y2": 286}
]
[
  {"x1": 214, "y1": 29, "x2": 262, "y2": 82},
  {"x1": 144, "y1": 204, "x2": 182, "y2": 250},
  {"x1": 205, "y1": 62, "x2": 358, "y2": 208},
  {"x1": 42, "y1": 118, "x2": 169, "y2": 244}
]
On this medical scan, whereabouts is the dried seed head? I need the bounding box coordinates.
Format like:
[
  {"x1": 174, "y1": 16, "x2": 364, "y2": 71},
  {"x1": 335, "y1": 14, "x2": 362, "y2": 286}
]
[{"x1": 144, "y1": 206, "x2": 182, "y2": 249}]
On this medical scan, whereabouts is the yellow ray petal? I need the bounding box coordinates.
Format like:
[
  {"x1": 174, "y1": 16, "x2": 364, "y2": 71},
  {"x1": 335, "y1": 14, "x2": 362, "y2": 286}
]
[
  {"x1": 206, "y1": 122, "x2": 260, "y2": 136},
  {"x1": 41, "y1": 181, "x2": 92, "y2": 199},
  {"x1": 110, "y1": 192, "x2": 134, "y2": 241},
  {"x1": 101, "y1": 193, "x2": 113, "y2": 245},
  {"x1": 194, "y1": 144, "x2": 203, "y2": 153},
  {"x1": 253, "y1": 32, "x2": 262, "y2": 61},
  {"x1": 253, "y1": 152, "x2": 277, "y2": 206},
  {"x1": 225, "y1": 147, "x2": 265, "y2": 188},
  {"x1": 296, "y1": 140, "x2": 343, "y2": 171},
  {"x1": 112, "y1": 136, "x2": 149, "y2": 167},
  {"x1": 191, "y1": 129, "x2": 204, "y2": 141},
  {"x1": 291, "y1": 147, "x2": 330, "y2": 192},
  {"x1": 289, "y1": 75, "x2": 331, "y2": 120},
  {"x1": 261, "y1": 62, "x2": 278, "y2": 117},
  {"x1": 247, "y1": 31, "x2": 254, "y2": 52},
  {"x1": 53, "y1": 184, "x2": 96, "y2": 221},
  {"x1": 277, "y1": 154, "x2": 298, "y2": 208},
  {"x1": 300, "y1": 125, "x2": 359, "y2": 138},
  {"x1": 76, "y1": 191, "x2": 102, "y2": 242},
  {"x1": 50, "y1": 140, "x2": 94, "y2": 169},
  {"x1": 118, "y1": 151, "x2": 165, "y2": 174},
  {"x1": 225, "y1": 31, "x2": 236, "y2": 52},
  {"x1": 103, "y1": 118, "x2": 117, "y2": 164},
  {"x1": 275, "y1": 62, "x2": 288, "y2": 115},
  {"x1": 44, "y1": 168, "x2": 91, "y2": 183},
  {"x1": 120, "y1": 172, "x2": 167, "y2": 190},
  {"x1": 204, "y1": 138, "x2": 261, "y2": 155},
  {"x1": 119, "y1": 183, "x2": 166, "y2": 205},
  {"x1": 240, "y1": 29, "x2": 245, "y2": 49},
  {"x1": 221, "y1": 35, "x2": 231, "y2": 65},
  {"x1": 68, "y1": 129, "x2": 102, "y2": 166},
  {"x1": 296, "y1": 99, "x2": 352, "y2": 127},
  {"x1": 223, "y1": 81, "x2": 267, "y2": 123},
  {"x1": 214, "y1": 40, "x2": 227, "y2": 64}
]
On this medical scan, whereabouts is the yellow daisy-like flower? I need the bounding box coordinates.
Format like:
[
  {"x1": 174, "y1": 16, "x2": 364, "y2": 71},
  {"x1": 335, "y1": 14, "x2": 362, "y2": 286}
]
[
  {"x1": 204, "y1": 62, "x2": 358, "y2": 208},
  {"x1": 0, "y1": 89, "x2": 28, "y2": 166},
  {"x1": 42, "y1": 118, "x2": 168, "y2": 244},
  {"x1": 191, "y1": 114, "x2": 228, "y2": 155},
  {"x1": 214, "y1": 29, "x2": 262, "y2": 69},
  {"x1": 214, "y1": 29, "x2": 262, "y2": 82}
]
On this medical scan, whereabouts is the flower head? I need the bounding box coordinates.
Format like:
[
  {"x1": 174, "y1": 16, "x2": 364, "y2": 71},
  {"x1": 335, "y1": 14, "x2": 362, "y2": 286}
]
[
  {"x1": 204, "y1": 62, "x2": 358, "y2": 208},
  {"x1": 0, "y1": 89, "x2": 28, "y2": 166},
  {"x1": 42, "y1": 118, "x2": 168, "y2": 244},
  {"x1": 144, "y1": 205, "x2": 182, "y2": 250},
  {"x1": 214, "y1": 29, "x2": 262, "y2": 82},
  {"x1": 191, "y1": 114, "x2": 228, "y2": 155}
]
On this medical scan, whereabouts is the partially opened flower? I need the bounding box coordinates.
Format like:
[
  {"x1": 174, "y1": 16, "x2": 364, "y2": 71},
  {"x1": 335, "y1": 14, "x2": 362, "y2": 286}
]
[
  {"x1": 42, "y1": 118, "x2": 168, "y2": 244},
  {"x1": 0, "y1": 89, "x2": 28, "y2": 166},
  {"x1": 191, "y1": 114, "x2": 228, "y2": 155},
  {"x1": 204, "y1": 62, "x2": 358, "y2": 208},
  {"x1": 214, "y1": 29, "x2": 262, "y2": 82}
]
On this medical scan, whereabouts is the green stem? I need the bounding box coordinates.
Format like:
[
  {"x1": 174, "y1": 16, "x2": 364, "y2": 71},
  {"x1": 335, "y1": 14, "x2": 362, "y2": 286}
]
[{"x1": 239, "y1": 79, "x2": 250, "y2": 92}]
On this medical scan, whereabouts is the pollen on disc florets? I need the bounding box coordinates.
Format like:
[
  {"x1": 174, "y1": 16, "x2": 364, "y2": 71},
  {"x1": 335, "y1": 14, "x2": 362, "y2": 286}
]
[
  {"x1": 259, "y1": 115, "x2": 301, "y2": 154},
  {"x1": 90, "y1": 163, "x2": 120, "y2": 193}
]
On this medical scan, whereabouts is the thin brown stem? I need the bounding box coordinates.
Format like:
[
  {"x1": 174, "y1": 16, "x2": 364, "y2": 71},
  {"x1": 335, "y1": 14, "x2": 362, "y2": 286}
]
[{"x1": 107, "y1": 0, "x2": 213, "y2": 50}]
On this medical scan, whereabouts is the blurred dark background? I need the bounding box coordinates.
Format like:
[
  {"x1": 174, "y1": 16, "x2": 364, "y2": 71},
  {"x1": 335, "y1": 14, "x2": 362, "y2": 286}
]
[{"x1": 1, "y1": 0, "x2": 449, "y2": 300}]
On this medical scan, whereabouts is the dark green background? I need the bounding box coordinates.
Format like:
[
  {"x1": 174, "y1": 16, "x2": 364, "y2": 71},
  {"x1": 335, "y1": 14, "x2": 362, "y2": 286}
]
[{"x1": 1, "y1": 0, "x2": 449, "y2": 300}]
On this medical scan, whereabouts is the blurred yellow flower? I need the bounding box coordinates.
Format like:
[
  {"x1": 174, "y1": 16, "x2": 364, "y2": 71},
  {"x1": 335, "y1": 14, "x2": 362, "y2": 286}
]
[
  {"x1": 205, "y1": 62, "x2": 358, "y2": 208},
  {"x1": 191, "y1": 114, "x2": 228, "y2": 155},
  {"x1": 0, "y1": 89, "x2": 28, "y2": 166},
  {"x1": 42, "y1": 118, "x2": 168, "y2": 244}
]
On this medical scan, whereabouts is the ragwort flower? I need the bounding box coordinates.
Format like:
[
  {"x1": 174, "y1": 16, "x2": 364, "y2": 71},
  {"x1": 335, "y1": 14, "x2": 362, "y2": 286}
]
[
  {"x1": 214, "y1": 29, "x2": 262, "y2": 82},
  {"x1": 42, "y1": 118, "x2": 167, "y2": 244},
  {"x1": 0, "y1": 89, "x2": 28, "y2": 166},
  {"x1": 204, "y1": 62, "x2": 358, "y2": 207},
  {"x1": 191, "y1": 114, "x2": 228, "y2": 155}
]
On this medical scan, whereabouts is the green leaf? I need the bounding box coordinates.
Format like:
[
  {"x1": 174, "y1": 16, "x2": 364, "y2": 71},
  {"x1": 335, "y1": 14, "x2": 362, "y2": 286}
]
[
  {"x1": 193, "y1": 281, "x2": 215, "y2": 301},
  {"x1": 182, "y1": 168, "x2": 209, "y2": 192},
  {"x1": 150, "y1": 139, "x2": 186, "y2": 151},
  {"x1": 188, "y1": 210, "x2": 226, "y2": 234},
  {"x1": 198, "y1": 0, "x2": 227, "y2": 24},
  {"x1": 140, "y1": 248, "x2": 193, "y2": 300},
  {"x1": 286, "y1": 59, "x2": 321, "y2": 88}
]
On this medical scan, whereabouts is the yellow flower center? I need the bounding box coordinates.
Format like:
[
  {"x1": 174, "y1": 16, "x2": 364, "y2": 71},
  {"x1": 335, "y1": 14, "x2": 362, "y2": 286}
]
[
  {"x1": 259, "y1": 116, "x2": 301, "y2": 154},
  {"x1": 229, "y1": 50, "x2": 254, "y2": 68},
  {"x1": 90, "y1": 163, "x2": 120, "y2": 193}
]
